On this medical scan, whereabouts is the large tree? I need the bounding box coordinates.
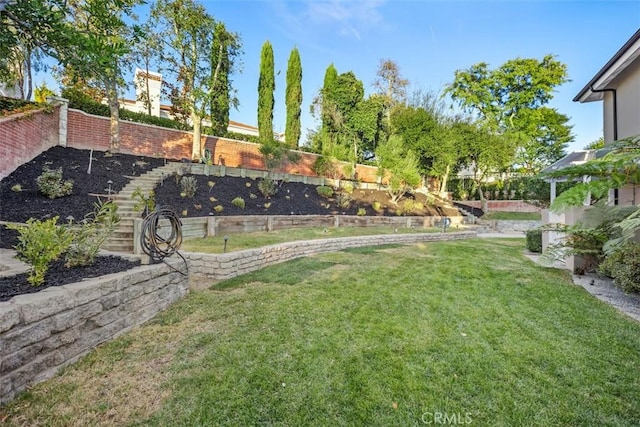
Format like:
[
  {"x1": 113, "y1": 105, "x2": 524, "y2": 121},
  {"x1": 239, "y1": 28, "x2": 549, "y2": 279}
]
[
  {"x1": 372, "y1": 58, "x2": 409, "y2": 126},
  {"x1": 0, "y1": 0, "x2": 73, "y2": 100},
  {"x1": 445, "y1": 55, "x2": 573, "y2": 173},
  {"x1": 208, "y1": 21, "x2": 241, "y2": 137},
  {"x1": 285, "y1": 47, "x2": 302, "y2": 148},
  {"x1": 257, "y1": 40, "x2": 275, "y2": 144},
  {"x1": 66, "y1": 0, "x2": 143, "y2": 154},
  {"x1": 152, "y1": 0, "x2": 240, "y2": 160}
]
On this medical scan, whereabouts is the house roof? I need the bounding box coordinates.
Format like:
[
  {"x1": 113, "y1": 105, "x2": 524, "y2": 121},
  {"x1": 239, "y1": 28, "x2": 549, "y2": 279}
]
[
  {"x1": 540, "y1": 148, "x2": 612, "y2": 180},
  {"x1": 574, "y1": 28, "x2": 640, "y2": 103}
]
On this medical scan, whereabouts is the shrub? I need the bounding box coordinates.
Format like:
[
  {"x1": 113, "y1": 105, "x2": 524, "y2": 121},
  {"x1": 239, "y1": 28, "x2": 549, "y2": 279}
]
[
  {"x1": 214, "y1": 205, "x2": 224, "y2": 213},
  {"x1": 402, "y1": 200, "x2": 416, "y2": 215},
  {"x1": 316, "y1": 186, "x2": 334, "y2": 198},
  {"x1": 342, "y1": 182, "x2": 354, "y2": 194},
  {"x1": 526, "y1": 229, "x2": 543, "y2": 253},
  {"x1": 600, "y1": 242, "x2": 640, "y2": 293},
  {"x1": 336, "y1": 192, "x2": 351, "y2": 209},
  {"x1": 65, "y1": 200, "x2": 119, "y2": 267},
  {"x1": 36, "y1": 167, "x2": 73, "y2": 199},
  {"x1": 180, "y1": 176, "x2": 198, "y2": 197},
  {"x1": 372, "y1": 201, "x2": 382, "y2": 212},
  {"x1": 11, "y1": 184, "x2": 22, "y2": 192},
  {"x1": 132, "y1": 187, "x2": 155, "y2": 216},
  {"x1": 6, "y1": 217, "x2": 72, "y2": 286},
  {"x1": 258, "y1": 177, "x2": 278, "y2": 198},
  {"x1": 357, "y1": 208, "x2": 366, "y2": 216},
  {"x1": 231, "y1": 197, "x2": 245, "y2": 209}
]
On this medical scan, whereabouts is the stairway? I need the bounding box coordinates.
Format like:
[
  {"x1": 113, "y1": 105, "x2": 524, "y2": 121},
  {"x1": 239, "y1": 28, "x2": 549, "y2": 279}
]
[{"x1": 104, "y1": 162, "x2": 185, "y2": 253}]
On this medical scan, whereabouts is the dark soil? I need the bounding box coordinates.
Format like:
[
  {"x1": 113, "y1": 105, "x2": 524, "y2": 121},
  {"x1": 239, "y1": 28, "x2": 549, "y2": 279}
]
[
  {"x1": 0, "y1": 146, "x2": 166, "y2": 224},
  {"x1": 0, "y1": 146, "x2": 459, "y2": 301},
  {"x1": 156, "y1": 174, "x2": 455, "y2": 218},
  {"x1": 0, "y1": 256, "x2": 140, "y2": 302}
]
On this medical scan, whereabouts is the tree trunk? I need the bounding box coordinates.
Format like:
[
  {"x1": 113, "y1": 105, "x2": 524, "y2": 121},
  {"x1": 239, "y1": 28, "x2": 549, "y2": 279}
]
[
  {"x1": 439, "y1": 164, "x2": 451, "y2": 194},
  {"x1": 191, "y1": 111, "x2": 202, "y2": 161},
  {"x1": 107, "y1": 81, "x2": 120, "y2": 154},
  {"x1": 476, "y1": 180, "x2": 488, "y2": 212}
]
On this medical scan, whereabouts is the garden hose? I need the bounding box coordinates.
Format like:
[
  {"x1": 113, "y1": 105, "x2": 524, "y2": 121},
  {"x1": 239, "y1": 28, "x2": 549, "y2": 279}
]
[{"x1": 140, "y1": 206, "x2": 188, "y2": 275}]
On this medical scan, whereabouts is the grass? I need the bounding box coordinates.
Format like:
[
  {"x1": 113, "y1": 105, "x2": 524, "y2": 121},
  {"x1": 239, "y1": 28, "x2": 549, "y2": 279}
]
[
  {"x1": 481, "y1": 211, "x2": 542, "y2": 220},
  {"x1": 182, "y1": 225, "x2": 443, "y2": 253},
  {"x1": 2, "y1": 239, "x2": 640, "y2": 426}
]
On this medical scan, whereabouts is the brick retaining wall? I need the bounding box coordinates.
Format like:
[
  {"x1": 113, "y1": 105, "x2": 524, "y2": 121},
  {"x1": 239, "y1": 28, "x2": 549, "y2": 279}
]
[
  {"x1": 0, "y1": 258, "x2": 189, "y2": 403},
  {"x1": 456, "y1": 200, "x2": 541, "y2": 213},
  {"x1": 0, "y1": 106, "x2": 61, "y2": 180}
]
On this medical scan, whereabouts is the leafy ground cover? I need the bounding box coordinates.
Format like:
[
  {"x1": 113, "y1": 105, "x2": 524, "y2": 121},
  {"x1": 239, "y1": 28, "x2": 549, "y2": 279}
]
[
  {"x1": 182, "y1": 225, "x2": 444, "y2": 254},
  {"x1": 2, "y1": 239, "x2": 639, "y2": 426}
]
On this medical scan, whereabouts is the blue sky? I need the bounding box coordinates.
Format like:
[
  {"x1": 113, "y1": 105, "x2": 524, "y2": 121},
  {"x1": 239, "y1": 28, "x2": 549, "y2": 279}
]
[
  {"x1": 188, "y1": 0, "x2": 639, "y2": 153},
  {"x1": 40, "y1": 0, "x2": 640, "y2": 154}
]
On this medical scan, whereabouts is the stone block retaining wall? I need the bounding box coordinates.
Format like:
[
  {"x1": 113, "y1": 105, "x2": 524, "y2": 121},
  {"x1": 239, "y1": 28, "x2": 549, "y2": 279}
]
[
  {"x1": 187, "y1": 231, "x2": 477, "y2": 282},
  {"x1": 0, "y1": 259, "x2": 189, "y2": 403},
  {"x1": 476, "y1": 220, "x2": 542, "y2": 234}
]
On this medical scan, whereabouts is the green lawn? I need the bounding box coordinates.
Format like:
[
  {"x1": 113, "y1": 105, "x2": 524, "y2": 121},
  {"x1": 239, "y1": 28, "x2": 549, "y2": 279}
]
[
  {"x1": 183, "y1": 225, "x2": 443, "y2": 253},
  {"x1": 2, "y1": 239, "x2": 640, "y2": 426}
]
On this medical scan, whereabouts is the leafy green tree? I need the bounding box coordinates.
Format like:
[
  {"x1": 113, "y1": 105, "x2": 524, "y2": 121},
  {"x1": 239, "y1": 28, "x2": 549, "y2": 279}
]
[
  {"x1": 208, "y1": 22, "x2": 241, "y2": 137},
  {"x1": 584, "y1": 136, "x2": 605, "y2": 150},
  {"x1": 376, "y1": 135, "x2": 421, "y2": 204},
  {"x1": 0, "y1": 0, "x2": 73, "y2": 100},
  {"x1": 152, "y1": 0, "x2": 241, "y2": 159},
  {"x1": 446, "y1": 55, "x2": 573, "y2": 173},
  {"x1": 63, "y1": 0, "x2": 143, "y2": 154},
  {"x1": 285, "y1": 47, "x2": 302, "y2": 148},
  {"x1": 258, "y1": 40, "x2": 275, "y2": 144}
]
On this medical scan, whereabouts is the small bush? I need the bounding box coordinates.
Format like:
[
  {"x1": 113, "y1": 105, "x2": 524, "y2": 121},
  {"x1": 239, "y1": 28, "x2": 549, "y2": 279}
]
[
  {"x1": 342, "y1": 182, "x2": 354, "y2": 194},
  {"x1": 258, "y1": 177, "x2": 278, "y2": 197},
  {"x1": 316, "y1": 186, "x2": 334, "y2": 198},
  {"x1": 180, "y1": 176, "x2": 198, "y2": 197},
  {"x1": 37, "y1": 167, "x2": 73, "y2": 199},
  {"x1": 402, "y1": 200, "x2": 416, "y2": 215},
  {"x1": 214, "y1": 205, "x2": 224, "y2": 213},
  {"x1": 132, "y1": 187, "x2": 155, "y2": 216},
  {"x1": 526, "y1": 229, "x2": 543, "y2": 253},
  {"x1": 231, "y1": 197, "x2": 245, "y2": 209},
  {"x1": 65, "y1": 200, "x2": 119, "y2": 267},
  {"x1": 357, "y1": 208, "x2": 366, "y2": 216},
  {"x1": 600, "y1": 242, "x2": 640, "y2": 293},
  {"x1": 336, "y1": 192, "x2": 351, "y2": 209},
  {"x1": 372, "y1": 201, "x2": 382, "y2": 212},
  {"x1": 6, "y1": 217, "x2": 72, "y2": 286},
  {"x1": 11, "y1": 184, "x2": 22, "y2": 192}
]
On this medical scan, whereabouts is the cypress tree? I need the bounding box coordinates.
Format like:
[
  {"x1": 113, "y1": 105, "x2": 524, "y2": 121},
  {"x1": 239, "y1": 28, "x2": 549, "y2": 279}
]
[
  {"x1": 285, "y1": 47, "x2": 302, "y2": 148},
  {"x1": 321, "y1": 63, "x2": 338, "y2": 133},
  {"x1": 257, "y1": 40, "x2": 275, "y2": 143}
]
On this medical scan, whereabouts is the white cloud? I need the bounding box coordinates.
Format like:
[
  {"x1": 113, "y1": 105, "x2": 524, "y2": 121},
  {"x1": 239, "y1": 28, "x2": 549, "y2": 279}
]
[{"x1": 306, "y1": 0, "x2": 386, "y2": 40}]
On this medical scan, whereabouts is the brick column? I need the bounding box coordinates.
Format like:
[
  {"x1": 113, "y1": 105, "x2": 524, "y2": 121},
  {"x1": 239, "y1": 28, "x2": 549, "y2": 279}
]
[{"x1": 47, "y1": 96, "x2": 69, "y2": 147}]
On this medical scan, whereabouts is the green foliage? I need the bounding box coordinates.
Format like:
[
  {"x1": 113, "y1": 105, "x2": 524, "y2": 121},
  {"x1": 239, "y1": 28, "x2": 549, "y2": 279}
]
[
  {"x1": 0, "y1": 97, "x2": 40, "y2": 116},
  {"x1": 335, "y1": 192, "x2": 351, "y2": 209},
  {"x1": 259, "y1": 141, "x2": 301, "y2": 173},
  {"x1": 285, "y1": 47, "x2": 302, "y2": 148},
  {"x1": 376, "y1": 135, "x2": 421, "y2": 204},
  {"x1": 65, "y1": 200, "x2": 119, "y2": 267},
  {"x1": 258, "y1": 40, "x2": 275, "y2": 143},
  {"x1": 357, "y1": 207, "x2": 366, "y2": 216},
  {"x1": 132, "y1": 187, "x2": 155, "y2": 215},
  {"x1": 36, "y1": 167, "x2": 73, "y2": 199},
  {"x1": 180, "y1": 176, "x2": 198, "y2": 198},
  {"x1": 231, "y1": 197, "x2": 245, "y2": 209},
  {"x1": 547, "y1": 135, "x2": 640, "y2": 213},
  {"x1": 542, "y1": 223, "x2": 609, "y2": 273},
  {"x1": 599, "y1": 242, "x2": 640, "y2": 293},
  {"x1": 525, "y1": 229, "x2": 542, "y2": 253},
  {"x1": 372, "y1": 201, "x2": 382, "y2": 212},
  {"x1": 214, "y1": 205, "x2": 224, "y2": 213},
  {"x1": 312, "y1": 155, "x2": 343, "y2": 179},
  {"x1": 11, "y1": 184, "x2": 22, "y2": 192},
  {"x1": 6, "y1": 217, "x2": 72, "y2": 286},
  {"x1": 316, "y1": 186, "x2": 334, "y2": 198},
  {"x1": 445, "y1": 55, "x2": 573, "y2": 173},
  {"x1": 257, "y1": 177, "x2": 278, "y2": 198}
]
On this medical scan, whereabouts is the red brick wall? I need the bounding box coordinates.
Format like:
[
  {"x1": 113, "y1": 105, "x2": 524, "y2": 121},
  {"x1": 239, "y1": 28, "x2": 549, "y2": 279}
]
[
  {"x1": 0, "y1": 108, "x2": 382, "y2": 183},
  {"x1": 457, "y1": 200, "x2": 541, "y2": 212},
  {"x1": 66, "y1": 109, "x2": 383, "y2": 183},
  {"x1": 0, "y1": 106, "x2": 60, "y2": 180}
]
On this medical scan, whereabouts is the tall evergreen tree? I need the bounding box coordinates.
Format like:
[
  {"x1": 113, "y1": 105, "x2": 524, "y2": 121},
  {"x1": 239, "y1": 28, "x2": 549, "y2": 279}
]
[
  {"x1": 209, "y1": 22, "x2": 241, "y2": 137},
  {"x1": 285, "y1": 47, "x2": 302, "y2": 148},
  {"x1": 257, "y1": 40, "x2": 275, "y2": 143},
  {"x1": 321, "y1": 63, "x2": 338, "y2": 134}
]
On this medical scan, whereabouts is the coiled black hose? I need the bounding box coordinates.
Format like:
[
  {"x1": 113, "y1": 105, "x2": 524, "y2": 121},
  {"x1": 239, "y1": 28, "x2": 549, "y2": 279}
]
[{"x1": 140, "y1": 206, "x2": 188, "y2": 275}]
